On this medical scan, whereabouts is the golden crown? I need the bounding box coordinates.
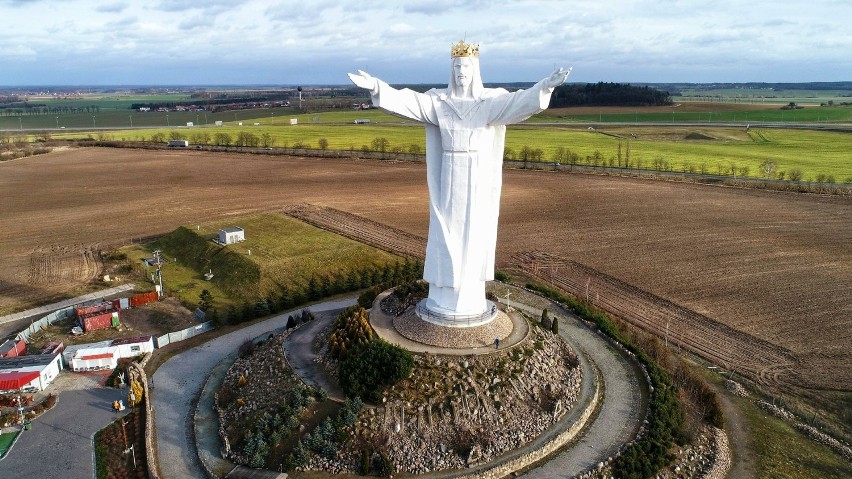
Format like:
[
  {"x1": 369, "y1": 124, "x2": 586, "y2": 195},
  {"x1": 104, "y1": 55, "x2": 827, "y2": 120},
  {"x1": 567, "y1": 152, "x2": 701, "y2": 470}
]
[{"x1": 451, "y1": 40, "x2": 479, "y2": 58}]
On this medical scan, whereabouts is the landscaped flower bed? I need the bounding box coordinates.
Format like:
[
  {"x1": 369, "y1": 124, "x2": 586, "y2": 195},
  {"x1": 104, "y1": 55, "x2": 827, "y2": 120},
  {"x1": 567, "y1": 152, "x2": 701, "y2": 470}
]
[{"x1": 94, "y1": 408, "x2": 148, "y2": 479}]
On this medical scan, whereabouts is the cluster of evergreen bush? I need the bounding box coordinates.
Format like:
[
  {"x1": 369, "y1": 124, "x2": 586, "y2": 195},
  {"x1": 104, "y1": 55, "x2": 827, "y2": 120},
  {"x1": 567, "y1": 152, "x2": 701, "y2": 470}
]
[
  {"x1": 329, "y1": 307, "x2": 373, "y2": 359},
  {"x1": 240, "y1": 385, "x2": 312, "y2": 468},
  {"x1": 338, "y1": 339, "x2": 414, "y2": 403},
  {"x1": 289, "y1": 397, "x2": 364, "y2": 468}
]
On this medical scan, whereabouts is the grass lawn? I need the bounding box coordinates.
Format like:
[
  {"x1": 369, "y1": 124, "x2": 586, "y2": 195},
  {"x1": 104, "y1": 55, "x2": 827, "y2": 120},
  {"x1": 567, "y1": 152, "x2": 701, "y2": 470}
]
[
  {"x1": 0, "y1": 429, "x2": 20, "y2": 458},
  {"x1": 738, "y1": 395, "x2": 852, "y2": 479},
  {"x1": 122, "y1": 213, "x2": 402, "y2": 312}
]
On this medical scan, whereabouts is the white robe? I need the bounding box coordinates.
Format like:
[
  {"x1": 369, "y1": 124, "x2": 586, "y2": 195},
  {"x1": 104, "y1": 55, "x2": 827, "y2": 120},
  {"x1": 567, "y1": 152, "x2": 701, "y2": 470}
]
[{"x1": 371, "y1": 79, "x2": 555, "y2": 314}]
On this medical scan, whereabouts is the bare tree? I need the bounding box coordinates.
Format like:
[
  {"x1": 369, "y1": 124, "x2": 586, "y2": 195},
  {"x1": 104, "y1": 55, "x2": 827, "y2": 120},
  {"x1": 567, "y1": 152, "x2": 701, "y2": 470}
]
[{"x1": 759, "y1": 159, "x2": 777, "y2": 178}]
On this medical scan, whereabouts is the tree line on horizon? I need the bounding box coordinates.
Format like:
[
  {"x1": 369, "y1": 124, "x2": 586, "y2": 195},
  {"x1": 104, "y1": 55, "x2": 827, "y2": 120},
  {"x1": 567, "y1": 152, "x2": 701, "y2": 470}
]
[{"x1": 549, "y1": 82, "x2": 673, "y2": 107}]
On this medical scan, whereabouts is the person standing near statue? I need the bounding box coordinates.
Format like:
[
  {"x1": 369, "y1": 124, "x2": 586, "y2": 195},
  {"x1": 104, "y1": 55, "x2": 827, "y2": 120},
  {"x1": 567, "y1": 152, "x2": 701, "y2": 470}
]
[{"x1": 349, "y1": 41, "x2": 570, "y2": 322}]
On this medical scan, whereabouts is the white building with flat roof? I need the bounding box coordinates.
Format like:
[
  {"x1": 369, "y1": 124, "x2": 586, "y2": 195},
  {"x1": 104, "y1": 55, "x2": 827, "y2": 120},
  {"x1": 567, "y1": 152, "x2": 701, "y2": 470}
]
[
  {"x1": 0, "y1": 353, "x2": 63, "y2": 393},
  {"x1": 218, "y1": 226, "x2": 245, "y2": 245}
]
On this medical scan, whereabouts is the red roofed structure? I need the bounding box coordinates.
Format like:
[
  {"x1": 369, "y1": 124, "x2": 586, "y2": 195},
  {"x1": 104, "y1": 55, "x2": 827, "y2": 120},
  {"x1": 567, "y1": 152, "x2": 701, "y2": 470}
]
[
  {"x1": 80, "y1": 353, "x2": 115, "y2": 361},
  {"x1": 0, "y1": 371, "x2": 40, "y2": 392}
]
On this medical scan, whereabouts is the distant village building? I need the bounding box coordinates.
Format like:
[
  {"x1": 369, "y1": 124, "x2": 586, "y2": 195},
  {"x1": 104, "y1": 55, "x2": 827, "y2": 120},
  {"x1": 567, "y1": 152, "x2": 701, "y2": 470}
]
[{"x1": 219, "y1": 227, "x2": 245, "y2": 245}]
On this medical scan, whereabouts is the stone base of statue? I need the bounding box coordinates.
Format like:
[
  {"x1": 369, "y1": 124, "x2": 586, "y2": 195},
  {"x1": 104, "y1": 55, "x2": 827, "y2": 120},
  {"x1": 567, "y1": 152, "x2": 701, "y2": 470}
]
[
  {"x1": 370, "y1": 290, "x2": 524, "y2": 352},
  {"x1": 416, "y1": 298, "x2": 498, "y2": 328}
]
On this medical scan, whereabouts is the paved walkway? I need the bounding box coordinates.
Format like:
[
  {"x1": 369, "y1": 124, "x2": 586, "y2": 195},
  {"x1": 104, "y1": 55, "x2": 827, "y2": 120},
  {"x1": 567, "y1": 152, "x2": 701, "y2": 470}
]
[
  {"x1": 505, "y1": 288, "x2": 648, "y2": 478},
  {"x1": 159, "y1": 288, "x2": 646, "y2": 479},
  {"x1": 283, "y1": 309, "x2": 346, "y2": 401},
  {"x1": 0, "y1": 371, "x2": 130, "y2": 479},
  {"x1": 370, "y1": 291, "x2": 530, "y2": 355},
  {"x1": 152, "y1": 298, "x2": 357, "y2": 479},
  {"x1": 0, "y1": 283, "x2": 136, "y2": 326}
]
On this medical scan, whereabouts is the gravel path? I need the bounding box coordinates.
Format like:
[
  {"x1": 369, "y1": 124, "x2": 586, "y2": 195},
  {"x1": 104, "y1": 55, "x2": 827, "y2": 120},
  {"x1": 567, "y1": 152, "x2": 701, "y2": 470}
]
[{"x1": 152, "y1": 298, "x2": 356, "y2": 479}]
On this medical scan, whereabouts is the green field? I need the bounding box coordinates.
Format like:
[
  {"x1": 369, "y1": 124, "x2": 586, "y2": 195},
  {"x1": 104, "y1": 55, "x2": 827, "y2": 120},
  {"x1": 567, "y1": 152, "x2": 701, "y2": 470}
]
[
  {"x1": 739, "y1": 396, "x2": 852, "y2": 479},
  {"x1": 0, "y1": 106, "x2": 410, "y2": 131},
  {"x1": 6, "y1": 95, "x2": 852, "y2": 181},
  {"x1": 122, "y1": 213, "x2": 402, "y2": 311},
  {"x1": 535, "y1": 106, "x2": 852, "y2": 123},
  {"x1": 678, "y1": 88, "x2": 852, "y2": 105},
  {"x1": 62, "y1": 115, "x2": 852, "y2": 181}
]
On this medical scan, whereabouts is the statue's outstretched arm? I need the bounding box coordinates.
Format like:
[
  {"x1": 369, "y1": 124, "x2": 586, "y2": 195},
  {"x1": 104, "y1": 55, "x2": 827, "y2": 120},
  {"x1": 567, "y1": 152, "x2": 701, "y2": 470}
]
[
  {"x1": 348, "y1": 70, "x2": 380, "y2": 94},
  {"x1": 545, "y1": 67, "x2": 572, "y2": 89}
]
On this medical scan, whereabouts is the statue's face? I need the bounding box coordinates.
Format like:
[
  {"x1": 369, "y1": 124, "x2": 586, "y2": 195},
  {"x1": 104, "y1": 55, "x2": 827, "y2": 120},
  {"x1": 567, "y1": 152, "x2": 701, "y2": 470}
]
[{"x1": 453, "y1": 57, "x2": 474, "y2": 88}]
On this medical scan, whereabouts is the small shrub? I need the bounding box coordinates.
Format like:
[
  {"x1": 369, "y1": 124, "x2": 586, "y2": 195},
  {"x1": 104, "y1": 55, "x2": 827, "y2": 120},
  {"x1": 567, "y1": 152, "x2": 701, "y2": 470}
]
[
  {"x1": 339, "y1": 339, "x2": 413, "y2": 403},
  {"x1": 374, "y1": 452, "x2": 395, "y2": 477},
  {"x1": 494, "y1": 271, "x2": 512, "y2": 283},
  {"x1": 329, "y1": 307, "x2": 373, "y2": 360},
  {"x1": 540, "y1": 308, "x2": 553, "y2": 329},
  {"x1": 358, "y1": 285, "x2": 382, "y2": 308},
  {"x1": 238, "y1": 341, "x2": 255, "y2": 358}
]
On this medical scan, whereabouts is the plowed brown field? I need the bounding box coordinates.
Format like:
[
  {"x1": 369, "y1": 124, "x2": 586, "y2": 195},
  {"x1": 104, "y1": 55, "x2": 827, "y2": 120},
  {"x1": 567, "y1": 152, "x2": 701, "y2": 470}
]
[{"x1": 1, "y1": 147, "x2": 849, "y2": 393}]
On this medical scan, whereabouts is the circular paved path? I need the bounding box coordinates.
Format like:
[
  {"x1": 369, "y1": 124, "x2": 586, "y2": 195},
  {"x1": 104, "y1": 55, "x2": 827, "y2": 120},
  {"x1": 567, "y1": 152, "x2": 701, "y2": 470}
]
[
  {"x1": 152, "y1": 298, "x2": 356, "y2": 479},
  {"x1": 510, "y1": 296, "x2": 648, "y2": 477},
  {"x1": 154, "y1": 287, "x2": 646, "y2": 479}
]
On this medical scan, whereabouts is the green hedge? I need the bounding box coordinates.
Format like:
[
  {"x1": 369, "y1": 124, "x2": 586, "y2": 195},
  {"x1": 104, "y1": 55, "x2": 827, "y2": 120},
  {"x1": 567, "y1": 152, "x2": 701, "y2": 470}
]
[{"x1": 339, "y1": 339, "x2": 413, "y2": 403}]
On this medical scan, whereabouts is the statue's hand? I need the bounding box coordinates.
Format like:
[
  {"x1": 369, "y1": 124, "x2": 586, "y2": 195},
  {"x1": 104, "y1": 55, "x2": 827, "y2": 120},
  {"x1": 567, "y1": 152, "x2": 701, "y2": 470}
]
[
  {"x1": 546, "y1": 67, "x2": 572, "y2": 88},
  {"x1": 348, "y1": 70, "x2": 378, "y2": 93}
]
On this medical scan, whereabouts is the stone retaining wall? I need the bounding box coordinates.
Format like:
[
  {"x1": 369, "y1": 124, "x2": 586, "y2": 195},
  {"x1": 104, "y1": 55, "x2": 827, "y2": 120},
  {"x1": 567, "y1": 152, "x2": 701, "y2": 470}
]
[
  {"x1": 129, "y1": 362, "x2": 160, "y2": 479},
  {"x1": 701, "y1": 427, "x2": 731, "y2": 479}
]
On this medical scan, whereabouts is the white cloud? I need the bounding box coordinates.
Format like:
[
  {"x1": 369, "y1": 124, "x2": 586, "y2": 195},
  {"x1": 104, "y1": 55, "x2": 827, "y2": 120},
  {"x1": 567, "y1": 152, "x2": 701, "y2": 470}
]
[
  {"x1": 0, "y1": 0, "x2": 849, "y2": 85},
  {"x1": 96, "y1": 2, "x2": 126, "y2": 13}
]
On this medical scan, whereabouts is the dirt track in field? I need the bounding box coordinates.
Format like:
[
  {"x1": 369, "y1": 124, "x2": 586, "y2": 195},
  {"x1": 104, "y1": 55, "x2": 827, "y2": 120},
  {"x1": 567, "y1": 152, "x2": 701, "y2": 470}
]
[{"x1": 1, "y1": 147, "x2": 849, "y2": 391}]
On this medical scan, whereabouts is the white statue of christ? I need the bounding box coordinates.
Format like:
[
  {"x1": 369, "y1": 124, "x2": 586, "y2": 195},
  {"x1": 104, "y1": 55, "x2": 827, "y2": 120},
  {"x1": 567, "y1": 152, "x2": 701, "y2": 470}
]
[{"x1": 349, "y1": 41, "x2": 570, "y2": 322}]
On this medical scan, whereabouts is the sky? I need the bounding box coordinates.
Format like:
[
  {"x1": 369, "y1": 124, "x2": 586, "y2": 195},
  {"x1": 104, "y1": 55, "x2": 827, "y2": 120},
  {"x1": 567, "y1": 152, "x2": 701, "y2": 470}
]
[{"x1": 1, "y1": 0, "x2": 850, "y2": 86}]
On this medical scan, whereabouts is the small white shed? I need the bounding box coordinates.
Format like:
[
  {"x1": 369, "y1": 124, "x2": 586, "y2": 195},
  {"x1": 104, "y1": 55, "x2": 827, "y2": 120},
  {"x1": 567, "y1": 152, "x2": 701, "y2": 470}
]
[{"x1": 219, "y1": 226, "x2": 245, "y2": 245}]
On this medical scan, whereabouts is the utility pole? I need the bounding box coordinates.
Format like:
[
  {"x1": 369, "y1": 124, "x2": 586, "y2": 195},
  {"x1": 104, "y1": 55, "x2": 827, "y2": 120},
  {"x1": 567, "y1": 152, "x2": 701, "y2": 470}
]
[{"x1": 153, "y1": 250, "x2": 164, "y2": 297}]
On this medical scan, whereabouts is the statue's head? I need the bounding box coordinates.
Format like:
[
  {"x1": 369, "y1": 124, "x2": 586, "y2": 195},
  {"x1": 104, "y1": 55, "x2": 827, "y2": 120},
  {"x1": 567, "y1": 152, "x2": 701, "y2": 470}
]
[{"x1": 449, "y1": 40, "x2": 484, "y2": 98}]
